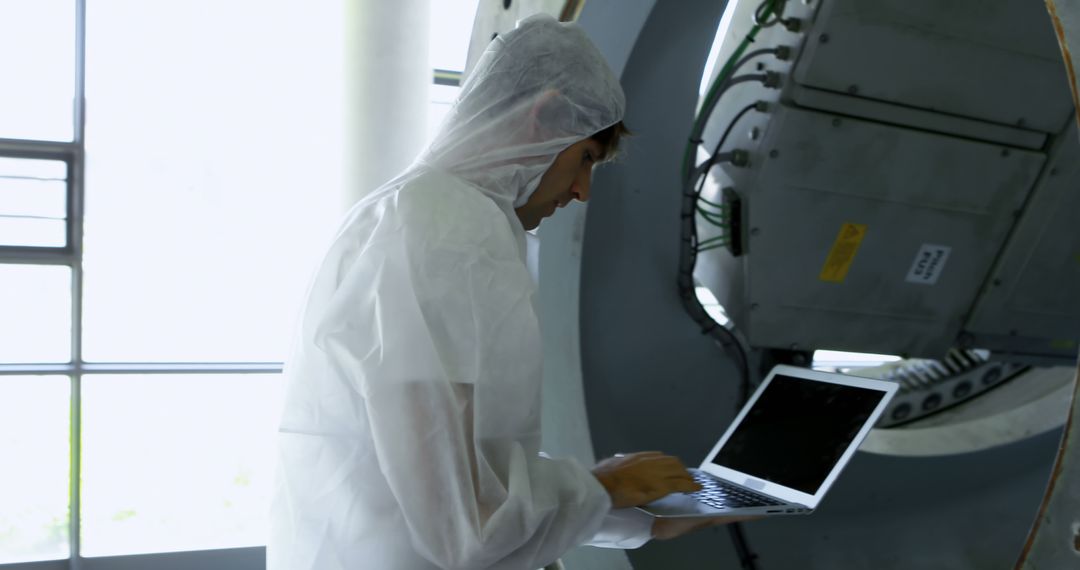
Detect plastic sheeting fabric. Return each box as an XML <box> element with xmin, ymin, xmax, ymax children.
<box><xmin>268</xmin><ymin>14</ymin><xmax>645</xmax><ymax>570</ymax></box>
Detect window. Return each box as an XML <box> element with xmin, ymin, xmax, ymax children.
<box><xmin>0</xmin><ymin>376</ymin><xmax>70</xmax><ymax>564</ymax></box>
<box><xmin>3</xmin><ymin>1</ymin><xmax>480</xmax><ymax>566</ymax></box>
<box><xmin>0</xmin><ymin>0</ymin><xmax>76</xmax><ymax>142</ymax></box>
<box><xmin>1</xmin><ymin>0</ymin><xmax>344</xmax><ymax>567</ymax></box>
<box><xmin>427</xmin><ymin>0</ymin><xmax>481</xmax><ymax>140</ymax></box>
<box><xmin>0</xmin><ymin>158</ymin><xmax>69</xmax><ymax>249</ymax></box>
<box><xmin>81</xmin><ymin>375</ymin><xmax>284</xmax><ymax>557</ymax></box>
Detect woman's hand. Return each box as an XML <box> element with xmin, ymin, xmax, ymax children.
<box><xmin>592</xmin><ymin>451</ymin><xmax>701</xmax><ymax>509</ymax></box>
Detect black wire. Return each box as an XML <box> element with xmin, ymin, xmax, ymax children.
<box><xmin>729</xmin><ymin>521</ymin><xmax>761</xmax><ymax>570</ymax></box>
<box><xmin>731</xmin><ymin>48</ymin><xmax>780</xmax><ymax>75</ymax></box>
<box><xmin>684</xmin><ymin>101</ymin><xmax>759</xmax><ymax>393</ymax></box>
<box><xmin>698</xmin><ymin>103</ymin><xmax>758</xmax><ymax>199</ymax></box>
<box><xmin>691</xmin><ymin>75</ymin><xmax>768</xmax><ymax>149</ymax></box>
<box><xmin>681</xmin><ymin>104</ymin><xmax>764</xmax><ymax>570</ymax></box>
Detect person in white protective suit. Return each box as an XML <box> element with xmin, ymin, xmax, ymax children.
<box><xmin>269</xmin><ymin>14</ymin><xmax>751</xmax><ymax>570</ymax></box>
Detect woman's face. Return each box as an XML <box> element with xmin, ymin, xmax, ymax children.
<box><xmin>514</xmin><ymin>137</ymin><xmax>605</xmax><ymax>231</ymax></box>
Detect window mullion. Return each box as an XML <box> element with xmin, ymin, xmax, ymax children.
<box><xmin>71</xmin><ymin>0</ymin><xmax>87</xmax><ymax>567</ymax></box>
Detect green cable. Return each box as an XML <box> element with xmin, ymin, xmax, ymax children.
<box><xmin>698</xmin><ymin>235</ymin><xmax>729</xmax><ymax>247</ymax></box>
<box><xmin>696</xmin><ymin>242</ymin><xmax>730</xmax><ymax>253</ymax></box>
<box><xmin>698</xmin><ymin>196</ymin><xmax>727</xmax><ymax>209</ymax></box>
<box><xmin>681</xmin><ymin>0</ymin><xmax>778</xmax><ymax>181</ymax></box>
<box><xmin>697</xmin><ymin>206</ymin><xmax>729</xmax><ymax>225</ymax></box>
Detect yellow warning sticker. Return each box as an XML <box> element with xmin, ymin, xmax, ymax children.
<box><xmin>819</xmin><ymin>223</ymin><xmax>868</xmax><ymax>283</ymax></box>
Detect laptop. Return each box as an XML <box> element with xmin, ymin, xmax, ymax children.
<box><xmin>637</xmin><ymin>364</ymin><xmax>898</xmax><ymax>518</ymax></box>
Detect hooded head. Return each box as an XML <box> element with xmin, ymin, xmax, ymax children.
<box><xmin>417</xmin><ymin>14</ymin><xmax>626</xmax><ymax>214</ymax></box>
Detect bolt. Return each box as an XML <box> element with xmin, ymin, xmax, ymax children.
<box><xmin>769</xmin><ymin>149</ymin><xmax>780</xmax><ymax>158</ymax></box>
<box><xmin>819</xmin><ymin>33</ymin><xmax>829</xmax><ymax>44</ymax></box>
<box><xmin>832</xmin><ymin>118</ymin><xmax>842</xmax><ymax>127</ymax></box>
<box><xmin>847</xmin><ymin>85</ymin><xmax>859</xmax><ymax>95</ymax></box>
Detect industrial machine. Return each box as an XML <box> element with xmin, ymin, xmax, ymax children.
<box><xmin>463</xmin><ymin>0</ymin><xmax>1080</xmax><ymax>567</ymax></box>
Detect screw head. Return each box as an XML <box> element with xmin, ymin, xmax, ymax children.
<box><xmin>769</xmin><ymin>149</ymin><xmax>779</xmax><ymax>158</ymax></box>
<box><xmin>1050</xmin><ymin>168</ymin><xmax>1060</xmax><ymax>176</ymax></box>
<box><xmin>750</xmin><ymin>227</ymin><xmax>760</xmax><ymax>236</ymax></box>
<box><xmin>847</xmin><ymin>85</ymin><xmax>859</xmax><ymax>94</ymax></box>
<box><xmin>819</xmin><ymin>33</ymin><xmax>829</xmax><ymax>43</ymax></box>
<box><xmin>1001</xmin><ymin>148</ymin><xmax>1011</xmax><ymax>157</ymax></box>
<box><xmin>750</xmin><ymin>303</ymin><xmax>760</xmax><ymax>311</ymax></box>
<box><xmin>993</xmin><ymin>279</ymin><xmax>1002</xmax><ymax>286</ymax></box>
<box><xmin>831</xmin><ymin>118</ymin><xmax>841</xmax><ymax>127</ymax></box>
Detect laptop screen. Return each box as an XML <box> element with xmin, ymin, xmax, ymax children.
<box><xmin>710</xmin><ymin>373</ymin><xmax>886</xmax><ymax>495</ymax></box>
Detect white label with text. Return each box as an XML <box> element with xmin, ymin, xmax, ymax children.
<box><xmin>906</xmin><ymin>244</ymin><xmax>951</xmax><ymax>285</ymax></box>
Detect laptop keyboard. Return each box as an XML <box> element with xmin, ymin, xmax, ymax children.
<box><xmin>689</xmin><ymin>471</ymin><xmax>785</xmax><ymax>510</ymax></box>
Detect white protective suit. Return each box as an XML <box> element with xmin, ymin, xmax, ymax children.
<box><xmin>269</xmin><ymin>14</ymin><xmax>654</xmax><ymax>570</ymax></box>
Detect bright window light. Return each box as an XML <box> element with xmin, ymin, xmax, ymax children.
<box><xmin>0</xmin><ymin>157</ymin><xmax>68</xmax><ymax>248</ymax></box>
<box><xmin>82</xmin><ymin>0</ymin><xmax>344</xmax><ymax>362</ymax></box>
<box><xmin>81</xmin><ymin>375</ymin><xmax>284</xmax><ymax>557</ymax></box>
<box><xmin>694</xmin><ymin>285</ymin><xmax>731</xmax><ymax>326</ymax></box>
<box><xmin>813</xmin><ymin>349</ymin><xmax>903</xmax><ymax>369</ymax></box>
<box><xmin>0</xmin><ymin>0</ymin><xmax>75</xmax><ymax>142</ymax></box>
<box><xmin>0</xmin><ymin>376</ymin><xmax>70</xmax><ymax>564</ymax></box>
<box><xmin>426</xmin><ymin>1</ymin><xmax>480</xmax><ymax>141</ymax></box>
<box><xmin>429</xmin><ymin>0</ymin><xmax>481</xmax><ymax>72</ymax></box>
<box><xmin>0</xmin><ymin>265</ymin><xmax>71</xmax><ymax>363</ymax></box>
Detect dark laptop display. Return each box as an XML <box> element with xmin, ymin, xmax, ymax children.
<box><xmin>710</xmin><ymin>374</ymin><xmax>886</xmax><ymax>494</ymax></box>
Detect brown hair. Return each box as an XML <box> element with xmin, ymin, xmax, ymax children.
<box><xmin>591</xmin><ymin>121</ymin><xmax>631</xmax><ymax>161</ymax></box>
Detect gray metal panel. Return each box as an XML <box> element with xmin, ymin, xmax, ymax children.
<box><xmin>738</xmin><ymin>106</ymin><xmax>1045</xmax><ymax>358</ymax></box>
<box><xmin>967</xmin><ymin>120</ymin><xmax>1080</xmax><ymax>355</ymax></box>
<box><xmin>793</xmin><ymin>0</ymin><xmax>1074</xmax><ymax>133</ymax></box>
<box><xmin>790</xmin><ymin>85</ymin><xmax>1048</xmax><ymax>150</ymax></box>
